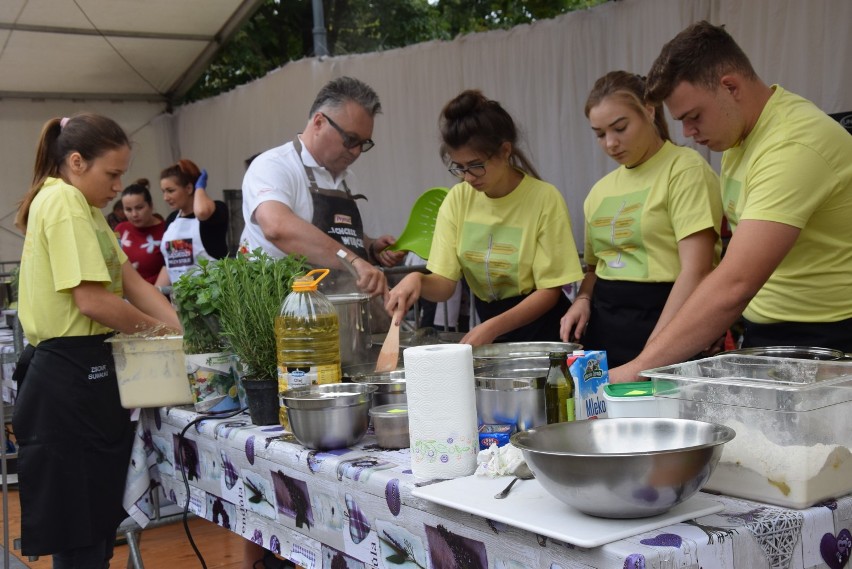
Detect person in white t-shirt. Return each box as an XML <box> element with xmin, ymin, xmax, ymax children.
<box><xmin>240</xmin><ymin>76</ymin><xmax>404</xmax><ymax>297</ymax></box>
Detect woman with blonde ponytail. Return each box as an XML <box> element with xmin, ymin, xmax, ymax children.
<box><xmin>13</xmin><ymin>113</ymin><xmax>180</xmax><ymax>567</ymax></box>
<box><xmin>559</xmin><ymin>71</ymin><xmax>723</xmax><ymax>368</ymax></box>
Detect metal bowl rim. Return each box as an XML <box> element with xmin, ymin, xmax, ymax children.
<box><xmin>472</xmin><ymin>341</ymin><xmax>583</xmax><ymax>359</ymax></box>
<box><xmin>280</xmin><ymin>384</ymin><xmax>377</xmax><ymax>408</ymax></box>
<box><xmin>510</xmin><ymin>417</ymin><xmax>736</xmax><ymax>458</ymax></box>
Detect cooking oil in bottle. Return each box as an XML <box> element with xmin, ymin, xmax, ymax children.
<box><xmin>544</xmin><ymin>350</ymin><xmax>575</xmax><ymax>424</ymax></box>
<box><xmin>276</xmin><ymin>269</ymin><xmax>341</xmax><ymax>426</ymax></box>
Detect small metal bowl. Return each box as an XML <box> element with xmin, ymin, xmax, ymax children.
<box><xmin>511</xmin><ymin>418</ymin><xmax>735</xmax><ymax>518</ymax></box>
<box><xmin>343</xmin><ymin>363</ymin><xmax>406</xmax><ymax>407</ymax></box>
<box><xmin>280</xmin><ymin>384</ymin><xmax>377</xmax><ymax>450</ymax></box>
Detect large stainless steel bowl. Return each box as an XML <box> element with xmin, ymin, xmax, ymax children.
<box><xmin>280</xmin><ymin>384</ymin><xmax>377</xmax><ymax>450</ymax></box>
<box><xmin>511</xmin><ymin>418</ymin><xmax>735</xmax><ymax>518</ymax></box>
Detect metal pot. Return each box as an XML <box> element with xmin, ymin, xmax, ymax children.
<box><xmin>472</xmin><ymin>341</ymin><xmax>582</xmax><ymax>365</ymax></box>
<box><xmin>370</xmin><ymin>327</ymin><xmax>466</xmax><ymax>348</ymax></box>
<box><xmin>474</xmin><ymin>357</ymin><xmax>549</xmax><ymax>432</ymax></box>
<box><xmin>328</xmin><ymin>293</ymin><xmax>372</xmax><ymax>368</ymax></box>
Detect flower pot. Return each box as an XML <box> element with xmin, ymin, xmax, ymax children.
<box><xmin>242</xmin><ymin>377</ymin><xmax>280</xmax><ymax>426</ymax></box>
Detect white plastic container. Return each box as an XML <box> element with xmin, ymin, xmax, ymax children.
<box><xmin>108</xmin><ymin>334</ymin><xmax>193</xmax><ymax>408</ymax></box>
<box><xmin>602</xmin><ymin>382</ymin><xmax>659</xmax><ymax>418</ymax></box>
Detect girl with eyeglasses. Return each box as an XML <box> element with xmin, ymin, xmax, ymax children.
<box><xmin>385</xmin><ymin>90</ymin><xmax>583</xmax><ymax>345</ymax></box>
<box><xmin>559</xmin><ymin>71</ymin><xmax>722</xmax><ymax>367</ymax></box>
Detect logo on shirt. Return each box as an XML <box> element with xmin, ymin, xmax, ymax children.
<box><xmin>334</xmin><ymin>214</ymin><xmax>352</xmax><ymax>225</ymax></box>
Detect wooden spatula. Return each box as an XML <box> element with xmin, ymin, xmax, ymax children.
<box><xmin>375</xmin><ymin>309</ymin><xmax>403</xmax><ymax>372</ymax></box>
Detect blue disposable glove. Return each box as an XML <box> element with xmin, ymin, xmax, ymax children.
<box><xmin>195</xmin><ymin>169</ymin><xmax>208</xmax><ymax>190</ymax></box>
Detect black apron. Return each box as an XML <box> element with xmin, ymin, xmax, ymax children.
<box><xmin>12</xmin><ymin>333</ymin><xmax>133</xmax><ymax>556</ymax></box>
<box><xmin>742</xmin><ymin>316</ymin><xmax>852</xmax><ymax>352</ymax></box>
<box><xmin>294</xmin><ymin>137</ymin><xmax>369</xmax><ymax>261</ymax></box>
<box><xmin>582</xmin><ymin>279</ymin><xmax>674</xmax><ymax>367</ymax></box>
<box><xmin>474</xmin><ymin>290</ymin><xmax>570</xmax><ymax>343</ymax></box>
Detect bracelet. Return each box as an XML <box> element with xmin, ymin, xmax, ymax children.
<box><xmin>336</xmin><ymin>248</ymin><xmax>357</xmax><ymax>265</ymax></box>
<box><xmin>574</xmin><ymin>295</ymin><xmax>592</xmax><ymax>302</ymax></box>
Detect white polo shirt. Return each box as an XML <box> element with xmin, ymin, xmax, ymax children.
<box><xmin>240</xmin><ymin>137</ymin><xmax>356</xmax><ymax>257</ymax></box>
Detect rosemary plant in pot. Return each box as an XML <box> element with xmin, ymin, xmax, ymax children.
<box><xmin>172</xmin><ymin>259</ymin><xmax>241</xmax><ymax>412</ymax></box>
<box><xmin>214</xmin><ymin>249</ymin><xmax>307</xmax><ymax>425</ymax></box>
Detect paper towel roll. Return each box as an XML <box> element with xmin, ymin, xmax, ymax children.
<box><xmin>404</xmin><ymin>343</ymin><xmax>478</xmax><ymax>480</ymax></box>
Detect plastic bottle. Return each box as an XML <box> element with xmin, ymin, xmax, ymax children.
<box><xmin>544</xmin><ymin>350</ymin><xmax>576</xmax><ymax>424</ymax></box>
<box><xmin>275</xmin><ymin>269</ymin><xmax>341</xmax><ymax>423</ymax></box>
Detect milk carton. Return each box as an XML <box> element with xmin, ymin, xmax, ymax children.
<box><xmin>567</xmin><ymin>350</ymin><xmax>609</xmax><ymax>420</ymax></box>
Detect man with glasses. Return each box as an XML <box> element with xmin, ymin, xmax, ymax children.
<box><xmin>240</xmin><ymin>76</ymin><xmax>404</xmax><ymax>297</ymax></box>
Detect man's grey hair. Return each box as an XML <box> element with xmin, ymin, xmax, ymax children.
<box><xmin>308</xmin><ymin>76</ymin><xmax>382</xmax><ymax>118</ymax></box>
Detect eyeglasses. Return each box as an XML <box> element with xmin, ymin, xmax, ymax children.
<box><xmin>448</xmin><ymin>162</ymin><xmax>487</xmax><ymax>179</ymax></box>
<box><xmin>321</xmin><ymin>112</ymin><xmax>375</xmax><ymax>153</ymax></box>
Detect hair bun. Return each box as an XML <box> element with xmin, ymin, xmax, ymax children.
<box><xmin>134</xmin><ymin>178</ymin><xmax>150</xmax><ymax>189</ymax></box>
<box><xmin>442</xmin><ymin>89</ymin><xmax>487</xmax><ymax>122</ymax></box>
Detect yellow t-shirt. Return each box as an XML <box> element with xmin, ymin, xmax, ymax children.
<box><xmin>19</xmin><ymin>177</ymin><xmax>127</xmax><ymax>346</ymax></box>
<box><xmin>584</xmin><ymin>141</ymin><xmax>722</xmax><ymax>281</ymax></box>
<box><xmin>722</xmin><ymin>86</ymin><xmax>852</xmax><ymax>323</ymax></box>
<box><xmin>427</xmin><ymin>174</ymin><xmax>583</xmax><ymax>302</ymax></box>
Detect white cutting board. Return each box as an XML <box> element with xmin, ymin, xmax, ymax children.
<box><xmin>412</xmin><ymin>475</ymin><xmax>723</xmax><ymax>548</ymax></box>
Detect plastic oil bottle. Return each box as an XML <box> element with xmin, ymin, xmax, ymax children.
<box><xmin>275</xmin><ymin>268</ymin><xmax>341</xmax><ymax>425</ymax></box>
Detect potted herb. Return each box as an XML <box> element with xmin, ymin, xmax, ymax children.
<box><xmin>172</xmin><ymin>258</ymin><xmax>225</xmax><ymax>354</ymax></box>
<box><xmin>172</xmin><ymin>259</ymin><xmax>239</xmax><ymax>411</ymax></box>
<box><xmin>214</xmin><ymin>249</ymin><xmax>308</xmax><ymax>424</ymax></box>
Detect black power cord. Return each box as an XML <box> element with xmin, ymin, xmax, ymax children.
<box><xmin>175</xmin><ymin>406</ymin><xmax>248</xmax><ymax>569</ymax></box>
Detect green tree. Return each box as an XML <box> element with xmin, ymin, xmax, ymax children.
<box><xmin>183</xmin><ymin>0</ymin><xmax>607</xmax><ymax>102</ymax></box>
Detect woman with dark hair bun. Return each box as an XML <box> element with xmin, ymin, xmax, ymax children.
<box><xmin>114</xmin><ymin>178</ymin><xmax>166</xmax><ymax>284</ymax></box>
<box><xmin>13</xmin><ymin>113</ymin><xmax>180</xmax><ymax>566</ymax></box>
<box><xmin>385</xmin><ymin>90</ymin><xmax>583</xmax><ymax>345</ymax></box>
<box><xmin>156</xmin><ymin>158</ymin><xmax>229</xmax><ymax>287</ymax></box>
<box><xmin>559</xmin><ymin>71</ymin><xmax>722</xmax><ymax>367</ymax></box>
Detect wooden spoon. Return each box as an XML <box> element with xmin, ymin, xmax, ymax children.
<box><xmin>375</xmin><ymin>308</ymin><xmax>403</xmax><ymax>372</ymax></box>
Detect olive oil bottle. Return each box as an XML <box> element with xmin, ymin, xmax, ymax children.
<box><xmin>544</xmin><ymin>350</ymin><xmax>575</xmax><ymax>424</ymax></box>
<box><xmin>276</xmin><ymin>269</ymin><xmax>341</xmax><ymax>426</ymax></box>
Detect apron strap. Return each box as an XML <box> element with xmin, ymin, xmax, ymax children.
<box><xmin>293</xmin><ymin>136</ymin><xmax>366</xmax><ymax>200</ymax></box>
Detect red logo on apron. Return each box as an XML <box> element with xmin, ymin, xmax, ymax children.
<box><xmin>165</xmin><ymin>239</ymin><xmax>194</xmax><ymax>268</ymax></box>
<box><xmin>334</xmin><ymin>214</ymin><xmax>352</xmax><ymax>225</ymax></box>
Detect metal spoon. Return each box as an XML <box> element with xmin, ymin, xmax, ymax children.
<box><xmin>494</xmin><ymin>463</ymin><xmax>534</xmax><ymax>499</ymax></box>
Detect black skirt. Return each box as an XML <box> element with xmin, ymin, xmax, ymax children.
<box><xmin>581</xmin><ymin>279</ymin><xmax>674</xmax><ymax>367</ymax></box>
<box><xmin>742</xmin><ymin>316</ymin><xmax>852</xmax><ymax>352</ymax></box>
<box><xmin>13</xmin><ymin>333</ymin><xmax>134</xmax><ymax>556</ymax></box>
<box><xmin>474</xmin><ymin>290</ymin><xmax>570</xmax><ymax>343</ymax></box>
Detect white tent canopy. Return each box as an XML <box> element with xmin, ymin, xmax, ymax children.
<box><xmin>0</xmin><ymin>0</ymin><xmax>263</xmax><ymax>102</ymax></box>
<box><xmin>1</xmin><ymin>0</ymin><xmax>850</xmax><ymax>263</ymax></box>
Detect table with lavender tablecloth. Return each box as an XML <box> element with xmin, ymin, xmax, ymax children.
<box><xmin>124</xmin><ymin>407</ymin><xmax>852</xmax><ymax>569</ymax></box>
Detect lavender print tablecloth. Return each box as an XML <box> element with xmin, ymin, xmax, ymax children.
<box><xmin>124</xmin><ymin>407</ymin><xmax>852</xmax><ymax>569</ymax></box>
